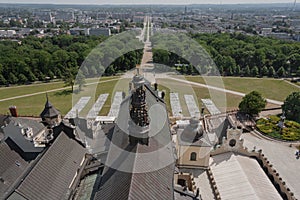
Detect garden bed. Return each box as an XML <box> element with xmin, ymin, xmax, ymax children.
<box><xmin>256</xmin><ymin>115</ymin><xmax>300</xmax><ymax>141</ymax></box>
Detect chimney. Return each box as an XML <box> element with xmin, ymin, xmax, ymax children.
<box><xmin>9</xmin><ymin>106</ymin><xmax>18</xmax><ymax>117</ymax></box>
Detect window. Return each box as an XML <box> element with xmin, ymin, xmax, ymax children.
<box><xmin>229</xmin><ymin>139</ymin><xmax>236</xmax><ymax>147</ymax></box>
<box><xmin>190</xmin><ymin>152</ymin><xmax>197</xmax><ymax>161</ymax></box>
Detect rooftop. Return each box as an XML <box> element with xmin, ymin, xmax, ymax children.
<box><xmin>95</xmin><ymin>77</ymin><xmax>176</xmax><ymax>200</ymax></box>
<box><xmin>210</xmin><ymin>152</ymin><xmax>282</xmax><ymax>200</ymax></box>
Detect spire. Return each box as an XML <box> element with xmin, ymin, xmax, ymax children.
<box><xmin>45</xmin><ymin>93</ymin><xmax>52</xmax><ymax>108</ymax></box>
<box><xmin>130</xmin><ymin>85</ymin><xmax>149</xmax><ymax>127</ymax></box>
<box><xmin>40</xmin><ymin>94</ymin><xmax>60</xmax><ymax>119</ymax></box>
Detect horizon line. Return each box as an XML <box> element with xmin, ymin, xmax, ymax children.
<box><xmin>0</xmin><ymin>2</ymin><xmax>296</xmax><ymax>6</ymax></box>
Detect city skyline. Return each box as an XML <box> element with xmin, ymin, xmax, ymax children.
<box><xmin>0</xmin><ymin>0</ymin><xmax>296</xmax><ymax>5</ymax></box>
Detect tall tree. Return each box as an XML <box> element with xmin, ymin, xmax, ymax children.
<box><xmin>282</xmin><ymin>92</ymin><xmax>300</xmax><ymax>123</ymax></box>
<box><xmin>268</xmin><ymin>66</ymin><xmax>275</xmax><ymax>77</ymax></box>
<box><xmin>277</xmin><ymin>67</ymin><xmax>286</xmax><ymax>77</ymax></box>
<box><xmin>63</xmin><ymin>68</ymin><xmax>76</xmax><ymax>92</ymax></box>
<box><xmin>239</xmin><ymin>91</ymin><xmax>267</xmax><ymax>116</ymax></box>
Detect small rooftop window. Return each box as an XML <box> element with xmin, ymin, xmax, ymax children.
<box><xmin>15</xmin><ymin>160</ymin><xmax>21</xmax><ymax>167</ymax></box>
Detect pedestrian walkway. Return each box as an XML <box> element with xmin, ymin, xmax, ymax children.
<box><xmin>65</xmin><ymin>96</ymin><xmax>91</xmax><ymax>119</ymax></box>
<box><xmin>201</xmin><ymin>99</ymin><xmax>221</xmax><ymax>115</ymax></box>
<box><xmin>108</xmin><ymin>92</ymin><xmax>123</xmax><ymax>117</ymax></box>
<box><xmin>86</xmin><ymin>94</ymin><xmax>109</xmax><ymax>119</ymax></box>
<box><xmin>184</xmin><ymin>95</ymin><xmax>200</xmax><ymax>118</ymax></box>
<box><xmin>170</xmin><ymin>93</ymin><xmax>183</xmax><ymax>118</ymax></box>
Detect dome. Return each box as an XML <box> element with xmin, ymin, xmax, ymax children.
<box><xmin>180</xmin><ymin>117</ymin><xmax>203</xmax><ymax>143</ymax></box>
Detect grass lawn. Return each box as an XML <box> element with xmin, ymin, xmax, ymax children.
<box><xmin>186</xmin><ymin>76</ymin><xmax>299</xmax><ymax>102</ymax></box>
<box><xmin>157</xmin><ymin>84</ymin><xmax>171</xmax><ymax>116</ymax></box>
<box><xmin>0</xmin><ymin>76</ymin><xmax>120</xmax><ymax>101</ymax></box>
<box><xmin>158</xmin><ymin>77</ymin><xmax>279</xmax><ymax>116</ymax></box>
<box><xmin>157</xmin><ymin>78</ymin><xmax>241</xmax><ymax>115</ymax></box>
<box><xmin>0</xmin><ymin>82</ymin><xmax>65</xmax><ymax>100</ymax></box>
<box><xmin>0</xmin><ymin>77</ymin><xmax>121</xmax><ymax>117</ymax></box>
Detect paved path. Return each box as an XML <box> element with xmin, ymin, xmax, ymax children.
<box><xmin>0</xmin><ymin>78</ymin><xmax>120</xmax><ymax>102</ymax></box>
<box><xmin>167</xmin><ymin>76</ymin><xmax>284</xmax><ymax>105</ymax></box>
<box><xmin>284</xmin><ymin>79</ymin><xmax>300</xmax><ymax>89</ymax></box>
<box><xmin>242</xmin><ymin>132</ymin><xmax>300</xmax><ymax>200</ymax></box>
<box><xmin>123</xmin><ymin>16</ymin><xmax>156</xmax><ymax>84</ymax></box>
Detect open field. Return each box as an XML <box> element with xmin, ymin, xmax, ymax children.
<box><xmin>158</xmin><ymin>78</ymin><xmax>279</xmax><ymax>115</ymax></box>
<box><xmin>186</xmin><ymin>76</ymin><xmax>300</xmax><ymax>102</ymax></box>
<box><xmin>0</xmin><ymin>75</ymin><xmax>285</xmax><ymax>117</ymax></box>
<box><xmin>0</xmin><ymin>76</ymin><xmax>119</xmax><ymax>101</ymax></box>
<box><xmin>0</xmin><ymin>77</ymin><xmax>121</xmax><ymax>116</ymax></box>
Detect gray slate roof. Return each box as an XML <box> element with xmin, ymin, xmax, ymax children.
<box><xmin>40</xmin><ymin>100</ymin><xmax>60</xmax><ymax>119</ymax></box>
<box><xmin>3</xmin><ymin>118</ymin><xmax>45</xmax><ymax>153</ymax></box>
<box><xmin>13</xmin><ymin>132</ymin><xmax>86</xmax><ymax>200</ymax></box>
<box><xmin>177</xmin><ymin>129</ymin><xmax>212</xmax><ymax>147</ymax></box>
<box><xmin>94</xmin><ymin>83</ymin><xmax>175</xmax><ymax>200</ymax></box>
<box><xmin>0</xmin><ymin>141</ymin><xmax>29</xmax><ymax>199</ymax></box>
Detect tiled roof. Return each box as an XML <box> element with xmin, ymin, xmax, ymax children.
<box><xmin>0</xmin><ymin>141</ymin><xmax>28</xmax><ymax>199</ymax></box>
<box><xmin>14</xmin><ymin>132</ymin><xmax>86</xmax><ymax>200</ymax></box>
<box><xmin>94</xmin><ymin>82</ymin><xmax>175</xmax><ymax>200</ymax></box>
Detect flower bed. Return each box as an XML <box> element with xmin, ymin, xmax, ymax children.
<box><xmin>256</xmin><ymin>115</ymin><xmax>300</xmax><ymax>141</ymax></box>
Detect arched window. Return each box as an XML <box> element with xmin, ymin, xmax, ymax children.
<box><xmin>229</xmin><ymin>139</ymin><xmax>236</xmax><ymax>147</ymax></box>
<box><xmin>190</xmin><ymin>152</ymin><xmax>197</xmax><ymax>161</ymax></box>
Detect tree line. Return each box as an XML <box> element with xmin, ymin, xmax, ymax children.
<box><xmin>0</xmin><ymin>32</ymin><xmax>143</xmax><ymax>86</ymax></box>
<box><xmin>152</xmin><ymin>32</ymin><xmax>300</xmax><ymax>77</ymax></box>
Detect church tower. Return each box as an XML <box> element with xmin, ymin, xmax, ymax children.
<box><xmin>128</xmin><ymin>75</ymin><xmax>150</xmax><ymax>145</ymax></box>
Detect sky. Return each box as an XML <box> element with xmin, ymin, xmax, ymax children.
<box><xmin>0</xmin><ymin>0</ymin><xmax>295</xmax><ymax>5</ymax></box>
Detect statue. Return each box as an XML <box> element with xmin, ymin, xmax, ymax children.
<box><xmin>278</xmin><ymin>111</ymin><xmax>286</xmax><ymax>129</ymax></box>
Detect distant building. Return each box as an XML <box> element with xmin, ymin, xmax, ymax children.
<box><xmin>55</xmin><ymin>11</ymin><xmax>75</xmax><ymax>22</ymax></box>
<box><xmin>33</xmin><ymin>11</ymin><xmax>53</xmax><ymax>22</ymax></box>
<box><xmin>133</xmin><ymin>16</ymin><xmax>144</xmax><ymax>23</ymax></box>
<box><xmin>0</xmin><ymin>30</ymin><xmax>16</xmax><ymax>37</ymax></box>
<box><xmin>88</xmin><ymin>28</ymin><xmax>111</xmax><ymax>36</ymax></box>
<box><xmin>69</xmin><ymin>27</ymin><xmax>89</xmax><ymax>36</ymax></box>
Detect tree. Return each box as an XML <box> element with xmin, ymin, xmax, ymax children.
<box><xmin>63</xmin><ymin>68</ymin><xmax>76</xmax><ymax>92</ymax></box>
<box><xmin>75</xmin><ymin>70</ymin><xmax>86</xmax><ymax>91</ymax></box>
<box><xmin>251</xmin><ymin>66</ymin><xmax>259</xmax><ymax>77</ymax></box>
<box><xmin>277</xmin><ymin>67</ymin><xmax>286</xmax><ymax>77</ymax></box>
<box><xmin>268</xmin><ymin>66</ymin><xmax>275</xmax><ymax>77</ymax></box>
<box><xmin>244</xmin><ymin>65</ymin><xmax>250</xmax><ymax>76</ymax></box>
<box><xmin>235</xmin><ymin>65</ymin><xmax>241</xmax><ymax>76</ymax></box>
<box><xmin>261</xmin><ymin>66</ymin><xmax>268</xmax><ymax>76</ymax></box>
<box><xmin>239</xmin><ymin>91</ymin><xmax>267</xmax><ymax>116</ymax></box>
<box><xmin>8</xmin><ymin>72</ymin><xmax>18</xmax><ymax>84</ymax></box>
<box><xmin>296</xmin><ymin>66</ymin><xmax>300</xmax><ymax>77</ymax></box>
<box><xmin>0</xmin><ymin>74</ymin><xmax>7</xmax><ymax>85</ymax></box>
<box><xmin>18</xmin><ymin>74</ymin><xmax>28</xmax><ymax>84</ymax></box>
<box><xmin>282</xmin><ymin>92</ymin><xmax>300</xmax><ymax>123</ymax></box>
